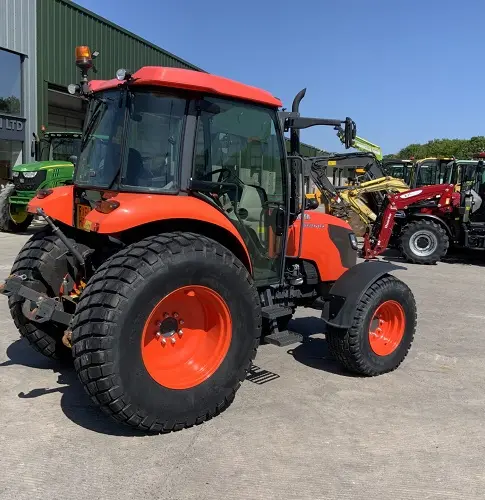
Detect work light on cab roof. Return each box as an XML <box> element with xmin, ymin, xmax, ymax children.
<box><xmin>68</xmin><ymin>45</ymin><xmax>99</xmax><ymax>95</ymax></box>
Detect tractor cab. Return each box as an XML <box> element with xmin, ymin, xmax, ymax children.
<box><xmin>381</xmin><ymin>159</ymin><xmax>413</xmax><ymax>184</ymax></box>
<box><xmin>408</xmin><ymin>157</ymin><xmax>454</xmax><ymax>188</ymax></box>
<box><xmin>32</xmin><ymin>131</ymin><xmax>82</xmax><ymax>163</ymax></box>
<box><xmin>455</xmin><ymin>160</ymin><xmax>485</xmax><ymax>223</ymax></box>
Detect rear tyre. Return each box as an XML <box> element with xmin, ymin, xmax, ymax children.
<box><xmin>8</xmin><ymin>229</ymin><xmax>88</xmax><ymax>360</ymax></box>
<box><xmin>399</xmin><ymin>219</ymin><xmax>448</xmax><ymax>264</ymax></box>
<box><xmin>0</xmin><ymin>183</ymin><xmax>33</xmax><ymax>233</ymax></box>
<box><xmin>326</xmin><ymin>275</ymin><xmax>416</xmax><ymax>376</ymax></box>
<box><xmin>70</xmin><ymin>232</ymin><xmax>261</xmax><ymax>433</ymax></box>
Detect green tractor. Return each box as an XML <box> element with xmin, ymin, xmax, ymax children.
<box><xmin>0</xmin><ymin>131</ymin><xmax>81</xmax><ymax>232</ymax></box>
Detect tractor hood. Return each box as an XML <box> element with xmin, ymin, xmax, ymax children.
<box><xmin>12</xmin><ymin>160</ymin><xmax>73</xmax><ymax>172</ymax></box>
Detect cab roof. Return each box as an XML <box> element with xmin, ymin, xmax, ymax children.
<box><xmin>88</xmin><ymin>67</ymin><xmax>282</xmax><ymax>108</ymax></box>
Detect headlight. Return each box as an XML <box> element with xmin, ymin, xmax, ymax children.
<box><xmin>349</xmin><ymin>232</ymin><xmax>358</xmax><ymax>250</ymax></box>
<box><xmin>22</xmin><ymin>171</ymin><xmax>37</xmax><ymax>178</ymax></box>
<box><xmin>12</xmin><ymin>171</ymin><xmax>19</xmax><ymax>177</ymax></box>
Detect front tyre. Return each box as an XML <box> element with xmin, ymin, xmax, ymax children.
<box><xmin>399</xmin><ymin>219</ymin><xmax>449</xmax><ymax>264</ymax></box>
<box><xmin>326</xmin><ymin>275</ymin><xmax>416</xmax><ymax>376</ymax></box>
<box><xmin>8</xmin><ymin>229</ymin><xmax>88</xmax><ymax>360</ymax></box>
<box><xmin>71</xmin><ymin>232</ymin><xmax>261</xmax><ymax>433</ymax></box>
<box><xmin>0</xmin><ymin>183</ymin><xmax>33</xmax><ymax>233</ymax></box>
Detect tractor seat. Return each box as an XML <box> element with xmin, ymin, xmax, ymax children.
<box><xmin>237</xmin><ymin>184</ymin><xmax>267</xmax><ymax>244</ymax></box>
<box><xmin>124</xmin><ymin>148</ymin><xmax>152</xmax><ymax>187</ymax></box>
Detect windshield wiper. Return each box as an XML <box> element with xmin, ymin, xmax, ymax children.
<box><xmin>81</xmin><ymin>98</ymin><xmax>107</xmax><ymax>150</ymax></box>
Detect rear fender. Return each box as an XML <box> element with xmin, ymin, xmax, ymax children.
<box><xmin>27</xmin><ymin>185</ymin><xmax>74</xmax><ymax>226</ymax></box>
<box><xmin>28</xmin><ymin>188</ymin><xmax>252</xmax><ymax>272</ymax></box>
<box><xmin>321</xmin><ymin>260</ymin><xmax>405</xmax><ymax>330</ymax></box>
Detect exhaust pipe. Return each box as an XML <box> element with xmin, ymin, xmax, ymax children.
<box><xmin>292</xmin><ymin>88</ymin><xmax>306</xmax><ymax>113</ymax></box>
<box><xmin>290</xmin><ymin>88</ymin><xmax>306</xmax><ymax>155</ymax></box>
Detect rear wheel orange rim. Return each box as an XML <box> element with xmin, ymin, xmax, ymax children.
<box><xmin>141</xmin><ymin>285</ymin><xmax>232</xmax><ymax>390</ymax></box>
<box><xmin>368</xmin><ymin>300</ymin><xmax>405</xmax><ymax>356</ymax></box>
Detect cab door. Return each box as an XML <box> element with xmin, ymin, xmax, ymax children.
<box><xmin>193</xmin><ymin>97</ymin><xmax>288</xmax><ymax>285</ymax></box>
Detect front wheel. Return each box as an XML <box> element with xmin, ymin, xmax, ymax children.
<box><xmin>326</xmin><ymin>275</ymin><xmax>416</xmax><ymax>376</ymax></box>
<box><xmin>70</xmin><ymin>232</ymin><xmax>261</xmax><ymax>433</ymax></box>
<box><xmin>8</xmin><ymin>229</ymin><xmax>89</xmax><ymax>360</ymax></box>
<box><xmin>0</xmin><ymin>183</ymin><xmax>34</xmax><ymax>232</ymax></box>
<box><xmin>399</xmin><ymin>219</ymin><xmax>449</xmax><ymax>264</ymax></box>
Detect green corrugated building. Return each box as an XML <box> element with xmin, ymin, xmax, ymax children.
<box><xmin>0</xmin><ymin>0</ymin><xmax>324</xmax><ymax>179</ymax></box>
<box><xmin>37</xmin><ymin>0</ymin><xmax>203</xmax><ymax>132</ymax></box>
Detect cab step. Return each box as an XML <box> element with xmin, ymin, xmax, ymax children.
<box><xmin>261</xmin><ymin>305</ymin><xmax>293</xmax><ymax>319</ymax></box>
<box><xmin>263</xmin><ymin>329</ymin><xmax>303</xmax><ymax>347</ymax></box>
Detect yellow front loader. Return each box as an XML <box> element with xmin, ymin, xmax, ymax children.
<box><xmin>307</xmin><ymin>153</ymin><xmax>410</xmax><ymax>235</ymax></box>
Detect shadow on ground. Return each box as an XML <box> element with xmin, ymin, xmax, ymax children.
<box><xmin>375</xmin><ymin>247</ymin><xmax>485</xmax><ymax>267</ymax></box>
<box><xmin>1</xmin><ymin>316</ymin><xmax>354</xmax><ymax>435</ymax></box>
<box><xmin>1</xmin><ymin>339</ymin><xmax>146</xmax><ymax>437</ymax></box>
<box><xmin>286</xmin><ymin>316</ymin><xmax>355</xmax><ymax>377</ymax></box>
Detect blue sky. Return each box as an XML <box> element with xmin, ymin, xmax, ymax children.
<box><xmin>76</xmin><ymin>0</ymin><xmax>483</xmax><ymax>155</ymax></box>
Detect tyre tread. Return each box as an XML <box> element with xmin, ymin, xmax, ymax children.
<box><xmin>326</xmin><ymin>275</ymin><xmax>417</xmax><ymax>376</ymax></box>
<box><xmin>399</xmin><ymin>219</ymin><xmax>449</xmax><ymax>264</ymax></box>
<box><xmin>71</xmin><ymin>232</ymin><xmax>260</xmax><ymax>433</ymax></box>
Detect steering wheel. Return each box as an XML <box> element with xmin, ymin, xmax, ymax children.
<box><xmin>202</xmin><ymin>167</ymin><xmax>236</xmax><ymax>184</ymax></box>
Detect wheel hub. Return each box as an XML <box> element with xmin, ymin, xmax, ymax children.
<box><xmin>141</xmin><ymin>286</ymin><xmax>232</xmax><ymax>389</ymax></box>
<box><xmin>156</xmin><ymin>314</ymin><xmax>183</xmax><ymax>345</ymax></box>
<box><xmin>409</xmin><ymin>230</ymin><xmax>438</xmax><ymax>257</ymax></box>
<box><xmin>159</xmin><ymin>316</ymin><xmax>179</xmax><ymax>337</ymax></box>
<box><xmin>368</xmin><ymin>300</ymin><xmax>406</xmax><ymax>356</ymax></box>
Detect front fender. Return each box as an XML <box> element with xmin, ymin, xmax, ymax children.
<box><xmin>321</xmin><ymin>260</ymin><xmax>405</xmax><ymax>330</ymax></box>
<box><xmin>410</xmin><ymin>213</ymin><xmax>452</xmax><ymax>238</ymax></box>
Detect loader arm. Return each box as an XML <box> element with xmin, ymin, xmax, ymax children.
<box><xmin>363</xmin><ymin>184</ymin><xmax>455</xmax><ymax>259</ymax></box>
<box><xmin>307</xmin><ymin>158</ymin><xmax>354</xmax><ymax>219</ymax></box>
<box><xmin>336</xmin><ymin>128</ymin><xmax>383</xmax><ymax>160</ymax></box>
<box><xmin>338</xmin><ymin>177</ymin><xmax>412</xmax><ymax>224</ymax></box>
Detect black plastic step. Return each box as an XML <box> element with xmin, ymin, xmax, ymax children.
<box><xmin>261</xmin><ymin>305</ymin><xmax>293</xmax><ymax>320</ymax></box>
<box><xmin>263</xmin><ymin>329</ymin><xmax>303</xmax><ymax>347</ymax></box>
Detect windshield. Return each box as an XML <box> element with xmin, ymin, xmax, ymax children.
<box><xmin>49</xmin><ymin>137</ymin><xmax>82</xmax><ymax>162</ymax></box>
<box><xmin>39</xmin><ymin>136</ymin><xmax>82</xmax><ymax>162</ymax></box>
<box><xmin>75</xmin><ymin>89</ymin><xmax>186</xmax><ymax>190</ymax></box>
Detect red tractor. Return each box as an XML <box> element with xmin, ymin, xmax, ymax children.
<box><xmin>0</xmin><ymin>46</ymin><xmax>417</xmax><ymax>433</ymax></box>
<box><xmin>363</xmin><ymin>158</ymin><xmax>485</xmax><ymax>264</ymax></box>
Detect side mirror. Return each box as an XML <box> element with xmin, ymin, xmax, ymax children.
<box><xmin>344</xmin><ymin>117</ymin><xmax>357</xmax><ymax>149</ymax></box>
<box><xmin>31</xmin><ymin>133</ymin><xmax>39</xmax><ymax>160</ymax></box>
<box><xmin>305</xmin><ymin>197</ymin><xmax>319</xmax><ymax>210</ymax></box>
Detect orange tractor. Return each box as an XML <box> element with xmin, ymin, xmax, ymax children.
<box><xmin>0</xmin><ymin>47</ymin><xmax>417</xmax><ymax>433</ymax></box>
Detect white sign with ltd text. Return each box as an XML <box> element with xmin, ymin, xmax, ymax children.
<box><xmin>0</xmin><ymin>114</ymin><xmax>26</xmax><ymax>142</ymax></box>
<box><xmin>0</xmin><ymin>117</ymin><xmax>24</xmax><ymax>131</ymax></box>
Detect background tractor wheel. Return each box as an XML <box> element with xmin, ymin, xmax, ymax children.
<box><xmin>0</xmin><ymin>183</ymin><xmax>33</xmax><ymax>233</ymax></box>
<box><xmin>8</xmin><ymin>229</ymin><xmax>89</xmax><ymax>360</ymax></box>
<box><xmin>399</xmin><ymin>219</ymin><xmax>449</xmax><ymax>264</ymax></box>
<box><xmin>70</xmin><ymin>232</ymin><xmax>261</xmax><ymax>433</ymax></box>
<box><xmin>326</xmin><ymin>275</ymin><xmax>416</xmax><ymax>376</ymax></box>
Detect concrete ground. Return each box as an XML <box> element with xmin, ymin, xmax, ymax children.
<box><xmin>1</xmin><ymin>228</ymin><xmax>485</xmax><ymax>500</ymax></box>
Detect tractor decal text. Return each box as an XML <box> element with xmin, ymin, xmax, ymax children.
<box><xmin>399</xmin><ymin>190</ymin><xmax>423</xmax><ymax>199</ymax></box>
<box><xmin>297</xmin><ymin>213</ymin><xmax>311</xmax><ymax>220</ymax></box>
<box><xmin>384</xmin><ymin>213</ymin><xmax>393</xmax><ymax>229</ymax></box>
